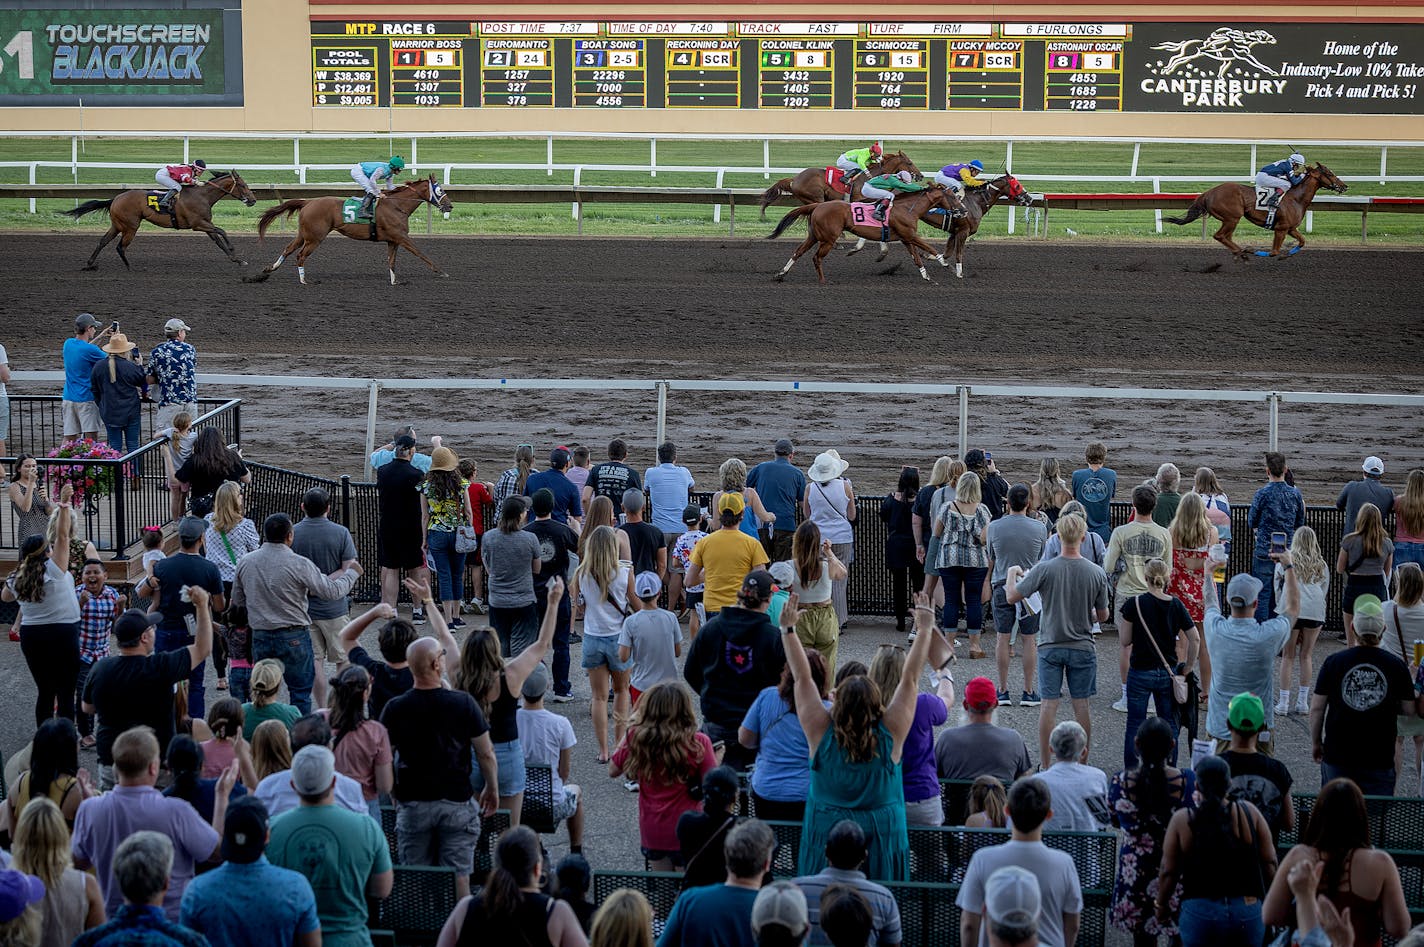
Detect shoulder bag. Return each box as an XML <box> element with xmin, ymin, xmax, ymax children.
<box><xmin>1134</xmin><ymin>596</ymin><xmax>1190</xmax><ymax>705</ymax></box>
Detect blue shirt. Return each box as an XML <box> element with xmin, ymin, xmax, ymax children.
<box><xmin>657</xmin><ymin>883</ymin><xmax>759</xmax><ymax>947</ymax></box>
<box><xmin>746</xmin><ymin>458</ymin><xmax>806</xmax><ymax>532</ymax></box>
<box><xmin>524</xmin><ymin>468</ymin><xmax>583</xmax><ymax>524</ymax></box>
<box><xmin>1071</xmin><ymin>466</ymin><xmax>1117</xmax><ymax>538</ymax></box>
<box><xmin>75</xmin><ymin>904</ymin><xmax>211</xmax><ymax>947</ymax></box>
<box><xmin>369</xmin><ymin>449</ymin><xmax>432</xmax><ymax>472</ymax></box>
<box><xmin>64</xmin><ymin>337</ymin><xmax>107</xmax><ymax>402</ymax></box>
<box><xmin>1248</xmin><ymin>481</ymin><xmax>1306</xmax><ymax>559</ymax></box>
<box><xmin>644</xmin><ymin>463</ymin><xmax>696</xmax><ymax>533</ymax></box>
<box><xmin>359</xmin><ymin>160</ymin><xmax>395</xmax><ymax>181</ymax></box>
<box><xmin>1203</xmin><ymin>597</ymin><xmax>1292</xmax><ymax>740</ymax></box>
<box><xmin>180</xmin><ymin>856</ymin><xmax>320</xmax><ymax>947</ymax></box>
<box><xmin>741</xmin><ymin>686</ymin><xmax>830</xmax><ymax>803</ymax></box>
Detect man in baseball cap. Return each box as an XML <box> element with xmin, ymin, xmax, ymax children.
<box><xmin>1336</xmin><ymin>455</ymin><xmax>1396</xmax><ymax>552</ymax></box>
<box><xmin>1219</xmin><ymin>691</ymin><xmax>1295</xmax><ymax>838</ymax></box>
<box><xmin>933</xmin><ymin>676</ymin><xmax>1033</xmax><ymax>782</ymax></box>
<box><xmin>748</xmin><ymin>437</ymin><xmax>805</xmax><ymax>561</ymax></box>
<box><xmin>63</xmin><ymin>313</ymin><xmax>113</xmax><ymax>442</ymax></box>
<box><xmin>148</xmin><ymin>314</ymin><xmax>199</xmax><ymax>430</ymax></box>
<box><xmin>751</xmin><ymin>881</ymin><xmax>809</xmax><ymax>943</ymax></box>
<box><xmin>984</xmin><ymin>865</ymin><xmax>1042</xmax><ymax>947</ymax></box>
<box><xmin>524</xmin><ymin>446</ymin><xmax>584</xmax><ymax>530</ymax></box>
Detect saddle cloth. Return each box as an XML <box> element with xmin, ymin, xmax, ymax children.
<box><xmin>1254</xmin><ymin>187</ymin><xmax>1276</xmax><ymax>211</ymax></box>
<box><xmin>825</xmin><ymin>167</ymin><xmax>851</xmax><ymax>195</ymax></box>
<box><xmin>342</xmin><ymin>197</ymin><xmax>374</xmax><ymax>223</ymax></box>
<box><xmin>849</xmin><ymin>201</ymin><xmax>882</xmax><ymax>227</ymax></box>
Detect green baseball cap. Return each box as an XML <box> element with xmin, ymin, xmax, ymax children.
<box><xmin>1354</xmin><ymin>594</ymin><xmax>1384</xmax><ymax>619</ymax></box>
<box><xmin>1228</xmin><ymin>692</ymin><xmax>1266</xmax><ymax>734</ymax></box>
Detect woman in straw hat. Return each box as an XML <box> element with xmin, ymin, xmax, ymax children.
<box><xmin>88</xmin><ymin>332</ymin><xmax>148</xmax><ymax>489</ymax></box>
<box><xmin>803</xmin><ymin>450</ymin><xmax>856</xmax><ymax>629</ymax></box>
<box><xmin>421</xmin><ymin>446</ymin><xmax>474</xmax><ymax>629</ymax></box>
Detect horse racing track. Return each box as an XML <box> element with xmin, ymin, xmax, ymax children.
<box><xmin>5</xmin><ymin>231</ymin><xmax>1422</xmax><ymax>496</ymax></box>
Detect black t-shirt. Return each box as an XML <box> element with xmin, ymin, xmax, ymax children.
<box><xmin>621</xmin><ymin>521</ymin><xmax>665</xmax><ymax>576</ymax></box>
<box><xmin>377</xmin><ymin>459</ymin><xmax>425</xmax><ymax>543</ymax></box>
<box><xmin>586</xmin><ymin>462</ymin><xmax>640</xmax><ymax>514</ymax></box>
<box><xmin>84</xmin><ymin>650</ymin><xmax>193</xmax><ymax>764</ymax></box>
<box><xmin>152</xmin><ymin>553</ymin><xmax>223</xmax><ymax>631</ymax></box>
<box><xmin>349</xmin><ymin>646</ymin><xmax>414</xmax><ymax>721</ymax></box>
<box><xmin>1315</xmin><ymin>646</ymin><xmax>1414</xmax><ymax>770</ymax></box>
<box><xmin>1220</xmin><ymin>750</ymin><xmax>1294</xmax><ymax>835</ymax></box>
<box><xmin>1120</xmin><ymin>593</ymin><xmax>1195</xmax><ymax>672</ymax></box>
<box><xmin>381</xmin><ymin>686</ymin><xmax>489</xmax><ymax>802</ymax></box>
<box><xmin>980</xmin><ymin>472</ymin><xmax>1011</xmax><ymax>520</ymax></box>
<box><xmin>174</xmin><ymin>457</ymin><xmax>248</xmax><ymax>504</ymax></box>
<box><xmin>525</xmin><ymin>519</ymin><xmax>578</xmax><ymax>583</ymax></box>
<box><xmin>488</xmin><ymin>674</ymin><xmax>519</xmax><ymax>744</ymax></box>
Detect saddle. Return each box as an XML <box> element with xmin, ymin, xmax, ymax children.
<box><xmin>825</xmin><ymin>167</ymin><xmax>852</xmax><ymax>196</ymax></box>
<box><xmin>341</xmin><ymin>197</ymin><xmax>380</xmax><ymax>240</ymax></box>
<box><xmin>145</xmin><ymin>191</ymin><xmax>181</xmax><ymax>228</ymax></box>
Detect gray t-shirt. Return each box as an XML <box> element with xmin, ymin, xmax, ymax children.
<box><xmin>480</xmin><ymin>528</ymin><xmax>542</xmax><ymax>608</ymax></box>
<box><xmin>291</xmin><ymin>516</ymin><xmax>359</xmax><ymax>621</ymax></box>
<box><xmin>1037</xmin><ymin>762</ymin><xmax>1111</xmax><ymax>832</ymax></box>
<box><xmin>934</xmin><ymin>723</ymin><xmax>1032</xmax><ymax>783</ymax></box>
<box><xmin>956</xmin><ymin>839</ymin><xmax>1083</xmax><ymax>947</ymax></box>
<box><xmin>1340</xmin><ymin>533</ymin><xmax>1394</xmax><ymax>577</ymax></box>
<box><xmin>7</xmin><ymin>561</ymin><xmax>83</xmax><ymax>626</ymax></box>
<box><xmin>1015</xmin><ymin>556</ymin><xmax>1109</xmax><ymax>650</ymax></box>
<box><xmin>617</xmin><ymin>608</ymin><xmax>682</xmax><ymax>693</ymax></box>
<box><xmin>987</xmin><ymin>515</ymin><xmax>1049</xmax><ymax>586</ymax></box>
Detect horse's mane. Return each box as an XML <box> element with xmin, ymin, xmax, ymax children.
<box><xmin>386</xmin><ymin>179</ymin><xmax>428</xmax><ymax>195</ymax></box>
<box><xmin>209</xmin><ymin>171</ymin><xmax>233</xmax><ymax>181</ymax></box>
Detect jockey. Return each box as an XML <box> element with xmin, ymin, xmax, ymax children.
<box><xmin>154</xmin><ymin>159</ymin><xmax>207</xmax><ymax>213</ymax></box>
<box><xmin>933</xmin><ymin>160</ymin><xmax>988</xmax><ymax>197</ymax></box>
<box><xmin>352</xmin><ymin>156</ymin><xmax>406</xmax><ymax>217</ymax></box>
<box><xmin>862</xmin><ymin>169</ymin><xmax>926</xmax><ymax>222</ymax></box>
<box><xmin>1255</xmin><ymin>152</ymin><xmax>1306</xmax><ymax>226</ymax></box>
<box><xmin>835</xmin><ymin>141</ymin><xmax>883</xmax><ymax>184</ymax></box>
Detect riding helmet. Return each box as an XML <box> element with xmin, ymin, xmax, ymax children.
<box><xmin>1289</xmin><ymin>153</ymin><xmax>1305</xmax><ymax>166</ymax></box>
<box><xmin>969</xmin><ymin>159</ymin><xmax>984</xmax><ymax>171</ymax></box>
<box><xmin>193</xmin><ymin>159</ymin><xmax>206</xmax><ymax>169</ymax></box>
<box><xmin>389</xmin><ymin>156</ymin><xmax>406</xmax><ymax>170</ymax></box>
<box><xmin>870</xmin><ymin>141</ymin><xmax>883</xmax><ymax>155</ymax></box>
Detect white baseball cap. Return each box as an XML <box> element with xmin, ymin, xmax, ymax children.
<box><xmin>165</xmin><ymin>318</ymin><xmax>192</xmax><ymax>333</ymax></box>
<box><xmin>985</xmin><ymin>865</ymin><xmax>1041</xmax><ymax>928</ymax></box>
<box><xmin>1363</xmin><ymin>456</ymin><xmax>1385</xmax><ymax>475</ymax></box>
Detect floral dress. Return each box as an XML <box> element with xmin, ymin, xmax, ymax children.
<box><xmin>1109</xmin><ymin>767</ymin><xmax>1196</xmax><ymax>938</ymax></box>
<box><xmin>1167</xmin><ymin>545</ymin><xmax>1209</xmax><ymax>624</ymax></box>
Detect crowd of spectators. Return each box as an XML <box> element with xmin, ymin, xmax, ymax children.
<box><xmin>8</xmin><ymin>318</ymin><xmax>1424</xmax><ymax>945</ymax></box>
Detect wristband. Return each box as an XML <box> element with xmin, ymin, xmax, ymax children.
<box><xmin>1283</xmin><ymin>563</ymin><xmax>1295</xmax><ymax>570</ymax></box>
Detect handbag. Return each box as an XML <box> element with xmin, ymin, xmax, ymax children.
<box><xmin>1134</xmin><ymin>596</ymin><xmax>1190</xmax><ymax>705</ymax></box>
<box><xmin>455</xmin><ymin>525</ymin><xmax>479</xmax><ymax>554</ymax></box>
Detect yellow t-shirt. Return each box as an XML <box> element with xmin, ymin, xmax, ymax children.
<box><xmin>691</xmin><ymin>529</ymin><xmax>770</xmax><ymax>612</ymax></box>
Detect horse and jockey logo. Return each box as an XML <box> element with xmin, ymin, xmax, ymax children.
<box><xmin>1152</xmin><ymin>28</ymin><xmax>1280</xmax><ymax>78</ymax></box>
<box><xmin>1139</xmin><ymin>26</ymin><xmax>1289</xmax><ymax>107</ymax></box>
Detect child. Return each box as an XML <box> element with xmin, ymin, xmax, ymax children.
<box><xmin>242</xmin><ymin>658</ymin><xmax>301</xmax><ymax>740</ymax></box>
<box><xmin>617</xmin><ymin>572</ymin><xmax>682</xmax><ymax>706</ymax></box>
<box><xmin>517</xmin><ymin>664</ymin><xmax>584</xmax><ymax>854</ymax></box>
<box><xmin>75</xmin><ymin>559</ymin><xmax>124</xmax><ymax>748</ymax></box>
<box><xmin>767</xmin><ymin>561</ymin><xmax>795</xmax><ymax>627</ymax></box>
<box><xmin>223</xmin><ymin>604</ymin><xmax>254</xmax><ymax>702</ymax></box>
<box><xmin>670</xmin><ymin>504</ymin><xmax>709</xmax><ymax>638</ymax></box>
<box><xmin>136</xmin><ymin>527</ymin><xmax>166</xmax><ymax>611</ymax></box>
<box><xmin>201</xmin><ymin>698</ymin><xmax>258</xmax><ymax>788</ymax></box>
<box><xmin>965</xmin><ymin>774</ymin><xmax>1008</xmax><ymax>828</ymax></box>
<box><xmin>158</xmin><ymin>411</ymin><xmax>197</xmax><ymax>520</ymax></box>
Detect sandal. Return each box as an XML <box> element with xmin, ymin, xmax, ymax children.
<box><xmin>80</xmin><ymin>735</ymin><xmax>96</xmax><ymax>749</ymax></box>
<box><xmin>216</xmin><ymin>679</ymin><xmax>228</xmax><ymax>691</ymax></box>
<box><xmin>596</xmin><ymin>754</ymin><xmax>611</xmax><ymax>765</ymax></box>
<box><xmin>969</xmin><ymin>647</ymin><xmax>987</xmax><ymax>660</ymax></box>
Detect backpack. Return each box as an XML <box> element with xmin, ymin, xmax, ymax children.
<box><xmin>1227</xmin><ymin>771</ymin><xmax>1284</xmax><ymax>830</ymax></box>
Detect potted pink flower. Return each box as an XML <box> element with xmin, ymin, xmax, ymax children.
<box><xmin>46</xmin><ymin>439</ymin><xmax>123</xmax><ymax>507</ymax></box>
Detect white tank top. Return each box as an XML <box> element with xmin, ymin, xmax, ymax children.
<box><xmin>581</xmin><ymin>564</ymin><xmax>632</xmax><ymax>637</ymax></box>
<box><xmin>794</xmin><ymin>558</ymin><xmax>834</xmax><ymax>604</ymax></box>
<box><xmin>807</xmin><ymin>479</ymin><xmax>853</xmax><ymax>545</ymax></box>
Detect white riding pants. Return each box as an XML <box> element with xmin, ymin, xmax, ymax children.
<box><xmin>860</xmin><ymin>182</ymin><xmax>895</xmax><ymax>201</ymax></box>
<box><xmin>932</xmin><ymin>173</ymin><xmax>966</xmax><ymax>196</ymax></box>
<box><xmin>835</xmin><ymin>155</ymin><xmax>865</xmax><ymax>175</ymax></box>
<box><xmin>1255</xmin><ymin>172</ymin><xmax>1292</xmax><ymax>192</ymax></box>
<box><xmin>351</xmin><ymin>166</ymin><xmax>381</xmax><ymax>197</ymax></box>
<box><xmin>155</xmin><ymin>170</ymin><xmax>182</xmax><ymax>192</ymax></box>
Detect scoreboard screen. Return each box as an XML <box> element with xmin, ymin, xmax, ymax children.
<box><xmin>307</xmin><ymin>19</ymin><xmax>1424</xmax><ymax>115</ymax></box>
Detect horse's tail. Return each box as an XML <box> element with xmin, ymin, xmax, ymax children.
<box><xmin>61</xmin><ymin>199</ymin><xmax>113</xmax><ymax>220</ymax></box>
<box><xmin>1164</xmin><ymin>194</ymin><xmax>1207</xmax><ymax>226</ymax></box>
<box><xmin>758</xmin><ymin>178</ymin><xmax>795</xmax><ymax>220</ymax></box>
<box><xmin>257</xmin><ymin>200</ymin><xmax>307</xmax><ymax>240</ymax></box>
<box><xmin>1151</xmin><ymin>40</ymin><xmax>1191</xmax><ymax>52</ymax></box>
<box><xmin>766</xmin><ymin>203</ymin><xmax>817</xmax><ymax>239</ymax></box>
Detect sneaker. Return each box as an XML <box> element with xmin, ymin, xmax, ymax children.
<box><xmin>1090</xmin><ymin>622</ymin><xmax>1103</xmax><ymax>635</ymax></box>
<box><xmin>623</xmin><ymin>779</ymin><xmax>640</xmax><ymax>793</ymax></box>
<box><xmin>412</xmin><ymin>608</ymin><xmax>427</xmax><ymax>625</ymax></box>
<box><xmin>996</xmin><ymin>689</ymin><xmax>1011</xmax><ymax>705</ymax></box>
<box><xmin>1111</xmin><ymin>695</ymin><xmax>1129</xmax><ymax>713</ymax></box>
<box><xmin>551</xmin><ymin>690</ymin><xmax>575</xmax><ymax>703</ymax></box>
<box><xmin>568</xmin><ymin>632</ymin><xmax>583</xmax><ymax>644</ymax></box>
<box><xmin>1020</xmin><ymin>691</ymin><xmax>1041</xmax><ymax>707</ymax></box>
<box><xmin>449</xmin><ymin>618</ymin><xmax>467</xmax><ymax>630</ymax></box>
<box><xmin>462</xmin><ymin>597</ymin><xmax>487</xmax><ymax>615</ymax></box>
<box><xmin>1295</xmin><ymin>694</ymin><xmax>1310</xmax><ymax>715</ymax></box>
<box><xmin>1274</xmin><ymin>694</ymin><xmax>1290</xmax><ymax>715</ymax></box>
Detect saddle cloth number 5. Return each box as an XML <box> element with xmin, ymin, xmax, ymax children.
<box><xmin>1254</xmin><ymin>187</ymin><xmax>1275</xmax><ymax>211</ymax></box>
<box><xmin>343</xmin><ymin>201</ymin><xmax>359</xmax><ymax>223</ymax></box>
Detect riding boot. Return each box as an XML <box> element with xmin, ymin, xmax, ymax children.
<box><xmin>874</xmin><ymin>199</ymin><xmax>891</xmax><ymax>222</ymax></box>
<box><xmin>360</xmin><ymin>194</ymin><xmax>376</xmax><ymax>218</ymax></box>
<box><xmin>159</xmin><ymin>189</ymin><xmax>178</xmax><ymax>214</ymax></box>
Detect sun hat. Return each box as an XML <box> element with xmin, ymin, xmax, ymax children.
<box><xmin>102</xmin><ymin>332</ymin><xmax>136</xmax><ymax>355</ymax></box>
<box><xmin>807</xmin><ymin>450</ymin><xmax>849</xmax><ymax>483</ymax></box>
<box><xmin>429</xmin><ymin>447</ymin><xmax>458</xmax><ymax>472</ymax></box>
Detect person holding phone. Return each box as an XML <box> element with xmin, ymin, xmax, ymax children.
<box><xmin>1247</xmin><ymin>452</ymin><xmax>1306</xmax><ymax>623</ymax></box>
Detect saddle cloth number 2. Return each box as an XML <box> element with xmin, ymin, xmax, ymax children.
<box><xmin>1255</xmin><ymin>187</ymin><xmax>1275</xmax><ymax>210</ymax></box>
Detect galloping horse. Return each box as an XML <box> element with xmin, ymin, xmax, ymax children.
<box><xmin>847</xmin><ymin>173</ymin><xmax>1032</xmax><ymax>279</ymax></box>
<box><xmin>757</xmin><ymin>152</ymin><xmax>921</xmax><ymax>218</ymax></box>
<box><xmin>63</xmin><ymin>171</ymin><xmax>257</xmax><ymax>271</ymax></box>
<box><xmin>766</xmin><ymin>186</ymin><xmax>958</xmax><ymax>283</ymax></box>
<box><xmin>248</xmin><ymin>175</ymin><xmax>454</xmax><ymax>285</ymax></box>
<box><xmin>1165</xmin><ymin>163</ymin><xmax>1347</xmax><ymax>259</ymax></box>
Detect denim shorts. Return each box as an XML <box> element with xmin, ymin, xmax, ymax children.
<box><xmin>581</xmin><ymin>633</ymin><xmax>632</xmax><ymax>671</ymax></box>
<box><xmin>1038</xmin><ymin>646</ymin><xmax>1097</xmax><ymax>700</ymax></box>
<box><xmin>396</xmin><ymin>798</ymin><xmax>481</xmax><ymax>875</ymax></box>
<box><xmin>472</xmin><ymin>739</ymin><xmax>527</xmax><ymax>797</ymax></box>
<box><xmin>1343</xmin><ymin>578</ymin><xmax>1388</xmax><ymax>613</ymax></box>
<box><xmin>992</xmin><ymin>585</ymin><xmax>1040</xmax><ymax>637</ymax></box>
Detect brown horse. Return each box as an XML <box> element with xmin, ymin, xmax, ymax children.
<box><xmin>907</xmin><ymin>174</ymin><xmax>1032</xmax><ymax>279</ymax></box>
<box><xmin>757</xmin><ymin>152</ymin><xmax>921</xmax><ymax>219</ymax></box>
<box><xmin>248</xmin><ymin>175</ymin><xmax>454</xmax><ymax>285</ymax></box>
<box><xmin>1165</xmin><ymin>163</ymin><xmax>1347</xmax><ymax>259</ymax></box>
<box><xmin>63</xmin><ymin>171</ymin><xmax>257</xmax><ymax>271</ymax></box>
<box><xmin>766</xmin><ymin>186</ymin><xmax>957</xmax><ymax>283</ymax></box>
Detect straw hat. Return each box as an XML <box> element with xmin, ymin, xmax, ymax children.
<box><xmin>807</xmin><ymin>449</ymin><xmax>849</xmax><ymax>483</ymax></box>
<box><xmin>429</xmin><ymin>446</ymin><xmax>458</xmax><ymax>472</ymax></box>
<box><xmin>102</xmin><ymin>332</ymin><xmax>136</xmax><ymax>355</ymax></box>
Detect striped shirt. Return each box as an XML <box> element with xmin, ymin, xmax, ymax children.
<box><xmin>793</xmin><ymin>867</ymin><xmax>903</xmax><ymax>946</ymax></box>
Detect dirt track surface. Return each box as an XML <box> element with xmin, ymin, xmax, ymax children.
<box><xmin>4</xmin><ymin>232</ymin><xmax>1422</xmax><ymax>498</ymax></box>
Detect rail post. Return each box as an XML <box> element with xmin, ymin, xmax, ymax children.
<box><xmin>655</xmin><ymin>382</ymin><xmax>668</xmax><ymax>447</ymax></box>
<box><xmin>293</xmin><ymin>138</ymin><xmax>300</xmax><ymax>173</ymax></box>
<box><xmin>729</xmin><ymin>195</ymin><xmax>735</xmax><ymax>236</ymax></box>
<box><xmin>183</xmin><ymin>136</ymin><xmax>190</xmax><ymax>164</ymax></box>
<box><xmin>28</xmin><ymin>164</ymin><xmax>35</xmax><ymax>213</ymax></box>
<box><xmin>1130</xmin><ymin>141</ymin><xmax>1140</xmax><ymax>177</ymax></box>
<box><xmin>1249</xmin><ymin>144</ymin><xmax>1257</xmax><ymax>178</ymax></box>
<box><xmin>1154</xmin><ymin>177</ymin><xmax>1163</xmax><ymax>234</ymax></box>
<box><xmin>71</xmin><ymin>137</ymin><xmax>78</xmax><ymax>181</ymax></box>
<box><xmin>1005</xmin><ymin>140</ymin><xmax>1013</xmax><ymax>172</ymax></box>
<box><xmin>548</xmin><ymin>136</ymin><xmax>555</xmax><ymax>176</ymax></box>
<box><xmin>1305</xmin><ymin>209</ymin><xmax>1313</xmax><ymax>234</ymax></box>
<box><xmin>411</xmin><ymin>137</ymin><xmax>418</xmax><ymax>169</ymax></box>
<box><xmin>957</xmin><ymin>386</ymin><xmax>969</xmax><ymax>460</ymax></box>
<box><xmin>764</xmin><ymin>139</ymin><xmax>771</xmax><ymax>180</ymax></box>
<box><xmin>650</xmin><ymin>139</ymin><xmax>657</xmax><ymax>178</ymax></box>
<box><xmin>1380</xmin><ymin>145</ymin><xmax>1388</xmax><ymax>185</ymax></box>
<box><xmin>1362</xmin><ymin>209</ymin><xmax>1369</xmax><ymax>244</ymax></box>
<box><xmin>571</xmin><ymin>167</ymin><xmax>581</xmax><ymax>221</ymax></box>
<box><xmin>1267</xmin><ymin>392</ymin><xmax>1280</xmax><ymax>452</ymax></box>
<box><xmin>363</xmin><ymin>381</ymin><xmax>381</xmax><ymax>481</ymax></box>
<box><xmin>714</xmin><ymin>170</ymin><xmax>724</xmax><ymax>224</ymax></box>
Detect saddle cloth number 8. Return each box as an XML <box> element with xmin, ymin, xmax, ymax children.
<box><xmin>850</xmin><ymin>202</ymin><xmax>881</xmax><ymax>227</ymax></box>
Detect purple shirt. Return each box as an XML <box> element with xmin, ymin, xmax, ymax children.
<box><xmin>902</xmin><ymin>693</ymin><xmax>949</xmax><ymax>803</ymax></box>
<box><xmin>72</xmin><ymin>785</ymin><xmax>220</xmax><ymax>920</ymax></box>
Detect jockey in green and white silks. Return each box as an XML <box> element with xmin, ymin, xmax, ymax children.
<box><xmin>351</xmin><ymin>156</ymin><xmax>406</xmax><ymax>217</ymax></box>
<box><xmin>861</xmin><ymin>170</ymin><xmax>926</xmax><ymax>221</ymax></box>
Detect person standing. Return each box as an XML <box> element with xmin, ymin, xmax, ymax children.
<box><xmin>62</xmin><ymin>314</ymin><xmax>112</xmax><ymax>443</ymax></box>
<box><xmin>933</xmin><ymin>472</ymin><xmax>992</xmax><ymax>658</ymax></box>
<box><xmin>1071</xmin><ymin>442</ymin><xmax>1117</xmax><ymax>545</ymax></box>
<box><xmin>1247</xmin><ymin>452</ymin><xmax>1306</xmax><ymax>623</ymax></box>
<box><xmin>89</xmin><ymin>332</ymin><xmax>148</xmax><ymax>478</ymax></box>
<box><xmin>291</xmin><ymin>487</ymin><xmax>359</xmax><ymax>711</ymax></box>
<box><xmin>1338</xmin><ymin>456</ymin><xmax>1396</xmax><ymax>539</ymax></box>
<box><xmin>805</xmin><ymin>450</ymin><xmax>857</xmax><ymax>629</ymax></box>
<box><xmin>484</xmin><ymin>494</ymin><xmax>543</xmax><ymax>658</ymax></box>
<box><xmin>1310</xmin><ymin>596</ymin><xmax>1416</xmax><ymax>794</ymax></box>
<box><xmin>1106</xmin><ymin>485</ymin><xmax>1173</xmax><ymax>714</ymax></box>
<box><xmin>567</xmin><ymin>444</ymin><xmax>592</xmax><ymax>495</ymax></box>
<box><xmin>646</xmin><ymin>441</ymin><xmax>696</xmax><ymax>590</ymax></box>
<box><xmin>748</xmin><ymin>438</ymin><xmax>806</xmax><ymax>562</ymax></box>
<box><xmin>75</xmin><ymin>559</ymin><xmax>124</xmax><ymax>746</ymax></box>
<box><xmin>1336</xmin><ymin>502</ymin><xmax>1394</xmax><ymax>648</ymax></box>
<box><xmin>1218</xmin><ymin>693</ymin><xmax>1296</xmax><ymax>842</ymax></box>
<box><xmin>137</xmin><ymin>516</ymin><xmax>224</xmax><ymax>718</ymax></box>
<box><xmin>525</xmin><ymin>447</ymin><xmax>584</xmax><ymax>532</ymax></box>
<box><xmin>880</xmin><ymin>466</ymin><xmax>923</xmax><ymax>635</ymax></box>
<box><xmin>986</xmin><ymin>484</ymin><xmax>1048</xmax><ymax>705</ymax></box>
<box><xmin>583</xmin><ymin>438</ymin><xmax>641</xmax><ymax>518</ymax></box>
<box><xmin>1151</xmin><ymin>464</ymin><xmax>1183</xmax><ymax>529</ymax></box>
<box><xmin>1394</xmin><ymin>470</ymin><xmax>1424</xmax><ymax>569</ymax></box>
<box><xmin>687</xmin><ymin>493</ymin><xmax>771</xmax><ymax>614</ymax></box>
<box><xmin>421</xmin><ymin>447</ymin><xmax>474</xmax><ymax>629</ymax></box>
<box><xmin>1119</xmin><ymin>559</ymin><xmax>1200</xmax><ymax>768</ymax></box>
<box><xmin>620</xmin><ymin>489</ymin><xmax>667</xmax><ymax>578</ymax></box>
<box><xmin>368</xmin><ymin>425</ymin><xmax>437</xmax><ymax>474</ymax></box>
<box><xmin>525</xmin><ymin>488</ymin><xmax>579</xmax><ymax>699</ymax></box>
<box><xmin>0</xmin><ymin>338</ymin><xmax>10</xmax><ymax>460</ymax></box>
<box><xmin>965</xmin><ymin>450</ymin><xmax>1010</xmax><ymax>521</ymax></box>
<box><xmin>147</xmin><ymin>318</ymin><xmax>198</xmax><ymax>430</ymax></box>
<box><xmin>231</xmin><ymin>513</ymin><xmax>363</xmax><ymax>715</ymax></box>
<box><xmin>375</xmin><ymin>435</ymin><xmax>429</xmax><ymax>623</ymax></box>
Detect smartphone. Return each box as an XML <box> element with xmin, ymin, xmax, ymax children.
<box><xmin>711</xmin><ymin>740</ymin><xmax>726</xmax><ymax>755</ymax></box>
<box><xmin>109</xmin><ymin>320</ymin><xmax>120</xmax><ymax>332</ymax></box>
<box><xmin>1270</xmin><ymin>531</ymin><xmax>1287</xmax><ymax>555</ymax></box>
<box><xmin>984</xmin><ymin>451</ymin><xmax>992</xmax><ymax>461</ymax></box>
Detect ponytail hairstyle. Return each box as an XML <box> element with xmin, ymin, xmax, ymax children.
<box><xmin>1191</xmin><ymin>754</ymin><xmax>1235</xmax><ymax>847</ymax></box>
<box><xmin>12</xmin><ymin>535</ymin><xmax>49</xmax><ymax>603</ymax></box>
<box><xmin>968</xmin><ymin>775</ymin><xmax>1008</xmax><ymax>828</ymax></box>
<box><xmin>483</xmin><ymin>826</ymin><xmax>543</xmax><ymax>923</ymax></box>
<box><xmin>1144</xmin><ymin>558</ymin><xmax>1170</xmax><ymax>591</ymax></box>
<box><xmin>1128</xmin><ymin>717</ymin><xmax>1177</xmax><ymax>826</ymax></box>
<box><xmin>498</xmin><ymin>495</ymin><xmax>528</xmax><ymax>534</ymax></box>
<box><xmin>205</xmin><ymin>698</ymin><xmax>244</xmax><ymax>743</ymax></box>
<box><xmin>165</xmin><ymin>735</ymin><xmax>204</xmax><ymax>806</ymax></box>
<box><xmin>513</xmin><ymin>445</ymin><xmax>535</xmax><ymax>495</ymax></box>
<box><xmin>328</xmin><ymin>665</ymin><xmax>371</xmax><ymax>743</ymax></box>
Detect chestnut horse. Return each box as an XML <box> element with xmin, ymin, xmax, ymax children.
<box><xmin>248</xmin><ymin>175</ymin><xmax>454</xmax><ymax>285</ymax></box>
<box><xmin>847</xmin><ymin>173</ymin><xmax>1032</xmax><ymax>279</ymax></box>
<box><xmin>1165</xmin><ymin>162</ymin><xmax>1347</xmax><ymax>259</ymax></box>
<box><xmin>63</xmin><ymin>171</ymin><xmax>257</xmax><ymax>271</ymax></box>
<box><xmin>757</xmin><ymin>151</ymin><xmax>921</xmax><ymax>219</ymax></box>
<box><xmin>766</xmin><ymin>186</ymin><xmax>957</xmax><ymax>283</ymax></box>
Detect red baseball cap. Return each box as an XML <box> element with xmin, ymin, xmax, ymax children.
<box><xmin>964</xmin><ymin>676</ymin><xmax>999</xmax><ymax>711</ymax></box>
